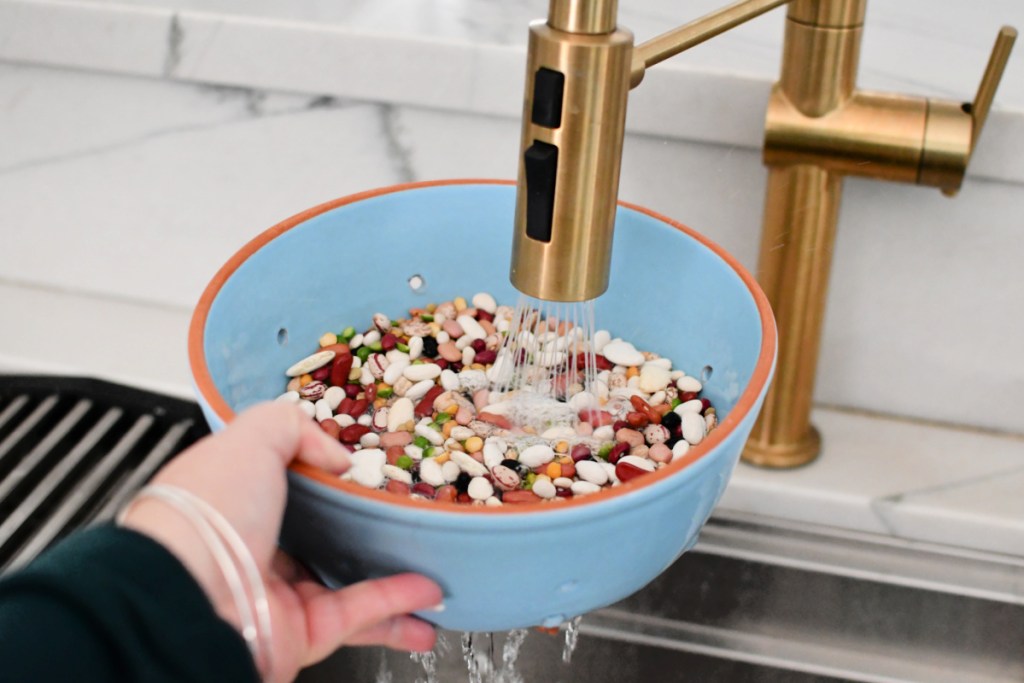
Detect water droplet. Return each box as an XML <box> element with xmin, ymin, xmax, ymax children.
<box><xmin>557</xmin><ymin>579</ymin><xmax>579</xmax><ymax>593</ymax></box>
<box><xmin>701</xmin><ymin>364</ymin><xmax>714</xmax><ymax>382</ymax></box>
<box><xmin>276</xmin><ymin>327</ymin><xmax>288</xmax><ymax>346</ymax></box>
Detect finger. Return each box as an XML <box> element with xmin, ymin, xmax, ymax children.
<box><xmin>344</xmin><ymin>616</ymin><xmax>437</xmax><ymax>652</ymax></box>
<box><xmin>218</xmin><ymin>402</ymin><xmax>350</xmax><ymax>472</ymax></box>
<box><xmin>300</xmin><ymin>573</ymin><xmax>443</xmax><ymax>664</ymax></box>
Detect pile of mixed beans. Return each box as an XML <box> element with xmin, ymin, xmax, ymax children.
<box><xmin>277</xmin><ymin>293</ymin><xmax>717</xmax><ymax>506</ymax></box>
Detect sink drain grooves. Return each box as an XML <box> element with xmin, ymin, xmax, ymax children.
<box><xmin>582</xmin><ymin>608</ymin><xmax>1015</xmax><ymax>683</ymax></box>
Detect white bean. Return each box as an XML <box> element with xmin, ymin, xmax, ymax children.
<box><xmin>518</xmin><ymin>444</ymin><xmax>555</xmax><ymax>468</ymax></box>
<box><xmin>571</xmin><ymin>481</ymin><xmax>602</xmax><ymax>496</ymax></box>
<box><xmin>441</xmin><ymin>460</ymin><xmax>462</xmax><ymax>482</ymax></box>
<box><xmin>575</xmin><ymin>460</ymin><xmax>609</xmax><ymax>485</ymax></box>
<box><xmin>314</xmin><ymin>399</ymin><xmax>333</xmax><ymax>422</ymax></box>
<box><xmin>531</xmin><ymin>477</ymin><xmax>556</xmax><ymax>499</ymax></box>
<box><xmin>682</xmin><ymin>411</ymin><xmax>706</xmax><ymax>445</ymax></box>
<box><xmin>323</xmin><ymin>385</ymin><xmax>345</xmax><ymax>410</ymax></box>
<box><xmin>457</xmin><ymin>314</ymin><xmax>487</xmax><ymax>340</ymax></box>
<box><xmin>415</xmin><ymin>422</ymin><xmax>444</xmax><ymax>446</ymax></box>
<box><xmin>383</xmin><ymin>358</ymin><xmax>410</xmax><ymax>386</ymax></box>
<box><xmin>468</xmin><ymin>476</ymin><xmax>494</xmax><ymax>501</ymax></box>
<box><xmin>403</xmin><ymin>363</ymin><xmax>442</xmax><ymax>382</ymax></box>
<box><xmin>285</xmin><ymin>350</ymin><xmax>335</xmax><ymax>377</ymax></box>
<box><xmin>405</xmin><ymin>379</ymin><xmax>436</xmax><ymax>401</ymax></box>
<box><xmin>472</xmin><ymin>292</ymin><xmax>497</xmax><ymax>314</ymax></box>
<box><xmin>676</xmin><ymin>376</ymin><xmax>703</xmax><ymax>393</ymax></box>
<box><xmin>419</xmin><ymin>458</ymin><xmax>446</xmax><ymax>487</ymax></box>
<box><xmin>382</xmin><ymin>464</ymin><xmax>412</xmax><ymax>485</ymax></box>
<box><xmin>450</xmin><ymin>451</ymin><xmax>488</xmax><ymax>477</ymax></box>
<box><xmin>408</xmin><ymin>335</ymin><xmax>424</xmax><ymax>360</ymax></box>
<box><xmin>276</xmin><ymin>391</ymin><xmax>300</xmax><ymax>403</ymax></box>
<box><xmin>297</xmin><ymin>400</ymin><xmax>316</xmax><ymax>418</ymax></box>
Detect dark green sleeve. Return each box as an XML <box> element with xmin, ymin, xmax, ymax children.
<box><xmin>0</xmin><ymin>525</ymin><xmax>259</xmax><ymax>683</ymax></box>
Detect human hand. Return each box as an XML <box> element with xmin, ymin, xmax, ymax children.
<box><xmin>121</xmin><ymin>402</ymin><xmax>442</xmax><ymax>682</ymax></box>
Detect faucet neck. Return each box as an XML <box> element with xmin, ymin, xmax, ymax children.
<box><xmin>548</xmin><ymin>0</ymin><xmax>618</xmax><ymax>34</ymax></box>
<box><xmin>779</xmin><ymin>0</ymin><xmax>866</xmax><ymax>115</ymax></box>
<box><xmin>786</xmin><ymin>0</ymin><xmax>865</xmax><ymax>28</ymax></box>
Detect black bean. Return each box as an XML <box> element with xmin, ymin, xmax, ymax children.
<box><xmin>454</xmin><ymin>471</ymin><xmax>472</xmax><ymax>493</ymax></box>
<box><xmin>421</xmin><ymin>335</ymin><xmax>439</xmax><ymax>358</ymax></box>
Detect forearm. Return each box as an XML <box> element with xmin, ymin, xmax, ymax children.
<box><xmin>0</xmin><ymin>525</ymin><xmax>258</xmax><ymax>683</ymax></box>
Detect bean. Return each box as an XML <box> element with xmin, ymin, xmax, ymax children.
<box><xmin>337</xmin><ymin>423</ymin><xmax>370</xmax><ymax>443</ymax></box>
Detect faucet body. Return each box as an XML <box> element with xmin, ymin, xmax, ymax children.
<box><xmin>512</xmin><ymin>0</ymin><xmax>1015</xmax><ymax>467</ymax></box>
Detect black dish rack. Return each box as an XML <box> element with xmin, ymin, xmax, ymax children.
<box><xmin>0</xmin><ymin>375</ymin><xmax>209</xmax><ymax>572</ymax></box>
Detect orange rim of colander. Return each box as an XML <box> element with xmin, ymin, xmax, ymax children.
<box><xmin>188</xmin><ymin>179</ymin><xmax>777</xmax><ymax>515</ymax></box>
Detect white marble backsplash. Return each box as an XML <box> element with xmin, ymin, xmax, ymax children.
<box><xmin>0</xmin><ymin>0</ymin><xmax>1021</xmax><ymax>557</ymax></box>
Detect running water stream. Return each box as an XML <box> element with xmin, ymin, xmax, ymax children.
<box><xmin>402</xmin><ymin>620</ymin><xmax>583</xmax><ymax>683</ymax></box>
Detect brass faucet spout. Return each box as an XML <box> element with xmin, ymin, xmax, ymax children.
<box><xmin>631</xmin><ymin>0</ymin><xmax>791</xmax><ymax>87</ymax></box>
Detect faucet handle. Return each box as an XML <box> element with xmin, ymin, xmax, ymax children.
<box><xmin>921</xmin><ymin>26</ymin><xmax>1016</xmax><ymax>196</ymax></box>
<box><xmin>966</xmin><ymin>26</ymin><xmax>1017</xmax><ymax>151</ymax></box>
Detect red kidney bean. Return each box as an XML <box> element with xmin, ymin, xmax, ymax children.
<box><xmin>626</xmin><ymin>411</ymin><xmax>649</xmax><ymax>428</ymax></box>
<box><xmin>435</xmin><ymin>485</ymin><xmax>458</xmax><ymax>503</ymax></box>
<box><xmin>471</xmin><ymin>339</ymin><xmax>486</xmax><ymax>353</ymax></box>
<box><xmin>679</xmin><ymin>391</ymin><xmax>699</xmax><ymax>403</ymax></box>
<box><xmin>319</xmin><ymin>419</ymin><xmax>341</xmax><ymax>440</ymax></box>
<box><xmin>339</xmin><ymin>424</ymin><xmax>370</xmax><ymax>443</ymax></box>
<box><xmin>415</xmin><ymin>385</ymin><xmax>445</xmax><ymax>418</ymax></box>
<box><xmin>570</xmin><ymin>444</ymin><xmax>592</xmax><ymax>462</ymax></box>
<box><xmin>595</xmin><ymin>355</ymin><xmax>613</xmax><ymax>370</ymax></box>
<box><xmin>476</xmin><ymin>309</ymin><xmax>494</xmax><ymax>323</ymax></box>
<box><xmin>555</xmin><ymin>488</ymin><xmax>574</xmax><ymax>498</ymax></box>
<box><xmin>501</xmin><ymin>490</ymin><xmax>542</xmax><ymax>504</ymax></box>
<box><xmin>343</xmin><ymin>384</ymin><xmax>361</xmax><ymax>399</ymax></box>
<box><xmin>364</xmin><ymin>383</ymin><xmax>377</xmax><ymax>402</ymax></box>
<box><xmin>474</xmin><ymin>349</ymin><xmax>497</xmax><ymax>365</ymax></box>
<box><xmin>386</xmin><ymin>480</ymin><xmax>411</xmax><ymax>496</ymax></box>
<box><xmin>630</xmin><ymin>395</ymin><xmax>661</xmax><ymax>424</ymax></box>
<box><xmin>456</xmin><ymin>493</ymin><xmax>473</xmax><ymax>504</ymax></box>
<box><xmin>476</xmin><ymin>412</ymin><xmax>512</xmax><ymax>429</ymax></box>
<box><xmin>346</xmin><ymin>398</ymin><xmax>368</xmax><ymax>417</ymax></box>
<box><xmin>615</xmin><ymin>461</ymin><xmax>648</xmax><ymax>483</ymax></box>
<box><xmin>612</xmin><ymin>420</ymin><xmax>629</xmax><ymax>432</ymax></box>
<box><xmin>311</xmin><ymin>366</ymin><xmax>331</xmax><ymax>381</ymax></box>
<box><xmin>381</xmin><ymin>333</ymin><xmax>398</xmax><ymax>351</ymax></box>
<box><xmin>411</xmin><ymin>482</ymin><xmax>436</xmax><ymax>498</ymax></box>
<box><xmin>385</xmin><ymin>445</ymin><xmax>405</xmax><ymax>465</ymax></box>
<box><xmin>700</xmin><ymin>398</ymin><xmax>712</xmax><ymax>413</ymax></box>
<box><xmin>323</xmin><ymin>344</ymin><xmax>353</xmax><ymax>387</ymax></box>
<box><xmin>336</xmin><ymin>398</ymin><xmax>354</xmax><ymax>416</ymax></box>
<box><xmin>608</xmin><ymin>442</ymin><xmax>630</xmax><ymax>464</ymax></box>
<box><xmin>654</xmin><ymin>403</ymin><xmax>672</xmax><ymax>416</ymax></box>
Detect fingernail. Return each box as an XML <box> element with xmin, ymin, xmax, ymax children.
<box><xmin>425</xmin><ymin>603</ymin><xmax>446</xmax><ymax>613</ymax></box>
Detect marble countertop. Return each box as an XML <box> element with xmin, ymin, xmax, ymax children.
<box><xmin>1</xmin><ymin>0</ymin><xmax>1023</xmax><ymax>183</ymax></box>
<box><xmin>0</xmin><ymin>0</ymin><xmax>1021</xmax><ymax>564</ymax></box>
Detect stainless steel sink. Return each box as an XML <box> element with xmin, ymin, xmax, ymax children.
<box><xmin>298</xmin><ymin>512</ymin><xmax>1024</xmax><ymax>683</ymax></box>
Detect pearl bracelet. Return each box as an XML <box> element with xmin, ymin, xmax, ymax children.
<box><xmin>119</xmin><ymin>484</ymin><xmax>273</xmax><ymax>678</ymax></box>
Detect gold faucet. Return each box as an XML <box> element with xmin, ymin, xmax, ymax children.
<box><xmin>510</xmin><ymin>0</ymin><xmax>1016</xmax><ymax>467</ymax></box>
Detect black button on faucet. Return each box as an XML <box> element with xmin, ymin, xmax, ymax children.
<box><xmin>531</xmin><ymin>67</ymin><xmax>565</xmax><ymax>128</ymax></box>
<box><xmin>524</xmin><ymin>141</ymin><xmax>558</xmax><ymax>242</ymax></box>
